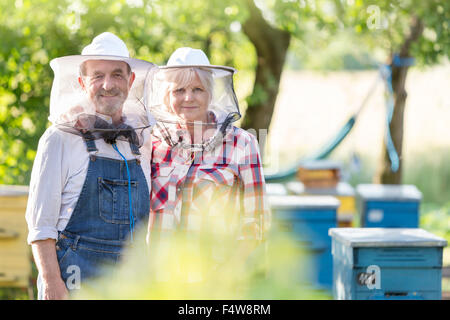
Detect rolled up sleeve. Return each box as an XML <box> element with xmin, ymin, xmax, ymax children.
<box><xmin>25</xmin><ymin>128</ymin><xmax>64</xmax><ymax>244</ymax></box>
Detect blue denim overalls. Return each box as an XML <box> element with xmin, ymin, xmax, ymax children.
<box><xmin>55</xmin><ymin>136</ymin><xmax>149</xmax><ymax>291</ymax></box>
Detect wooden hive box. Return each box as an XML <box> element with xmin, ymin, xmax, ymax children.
<box><xmin>286</xmin><ymin>181</ymin><xmax>356</xmax><ymax>228</ymax></box>
<box><xmin>0</xmin><ymin>185</ymin><xmax>31</xmax><ymax>289</ymax></box>
<box><xmin>297</xmin><ymin>160</ymin><xmax>341</xmax><ymax>189</ymax></box>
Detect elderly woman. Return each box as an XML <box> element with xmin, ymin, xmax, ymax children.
<box><xmin>147</xmin><ymin>48</ymin><xmax>270</xmax><ymax>258</ymax></box>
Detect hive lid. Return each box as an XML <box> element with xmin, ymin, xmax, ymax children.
<box><xmin>265</xmin><ymin>183</ymin><xmax>287</xmax><ymax>196</ymax></box>
<box><xmin>269</xmin><ymin>195</ymin><xmax>340</xmax><ymax>210</ymax></box>
<box><xmin>287</xmin><ymin>181</ymin><xmax>355</xmax><ymax>196</ymax></box>
<box><xmin>0</xmin><ymin>185</ymin><xmax>29</xmax><ymax>196</ymax></box>
<box><xmin>329</xmin><ymin>228</ymin><xmax>448</xmax><ymax>247</ymax></box>
<box><xmin>356</xmin><ymin>184</ymin><xmax>422</xmax><ymax>201</ymax></box>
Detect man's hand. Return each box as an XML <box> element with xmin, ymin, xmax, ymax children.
<box><xmin>41</xmin><ymin>275</ymin><xmax>69</xmax><ymax>300</ymax></box>
<box><xmin>31</xmin><ymin>239</ymin><xmax>69</xmax><ymax>300</ymax></box>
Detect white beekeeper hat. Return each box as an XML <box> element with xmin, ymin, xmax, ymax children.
<box><xmin>50</xmin><ymin>32</ymin><xmax>152</xmax><ymax>73</ymax></box>
<box><xmin>48</xmin><ymin>32</ymin><xmax>156</xmax><ymax>129</ymax></box>
<box><xmin>163</xmin><ymin>47</ymin><xmax>236</xmax><ymax>76</ymax></box>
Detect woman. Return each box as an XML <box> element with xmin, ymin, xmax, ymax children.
<box><xmin>147</xmin><ymin>47</ymin><xmax>270</xmax><ymax>259</ymax></box>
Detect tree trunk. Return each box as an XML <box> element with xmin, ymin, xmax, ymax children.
<box><xmin>375</xmin><ymin>16</ymin><xmax>424</xmax><ymax>184</ymax></box>
<box><xmin>241</xmin><ymin>0</ymin><xmax>291</xmax><ymax>146</ymax></box>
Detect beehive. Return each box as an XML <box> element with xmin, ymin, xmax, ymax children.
<box><xmin>0</xmin><ymin>185</ymin><xmax>32</xmax><ymax>289</ymax></box>
<box><xmin>329</xmin><ymin>228</ymin><xmax>447</xmax><ymax>300</ymax></box>
<box><xmin>286</xmin><ymin>181</ymin><xmax>356</xmax><ymax>227</ymax></box>
<box><xmin>356</xmin><ymin>184</ymin><xmax>422</xmax><ymax>228</ymax></box>
<box><xmin>269</xmin><ymin>195</ymin><xmax>339</xmax><ymax>290</ymax></box>
<box><xmin>296</xmin><ymin>160</ymin><xmax>341</xmax><ymax>189</ymax></box>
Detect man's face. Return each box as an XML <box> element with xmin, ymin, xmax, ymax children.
<box><xmin>79</xmin><ymin>60</ymin><xmax>135</xmax><ymax>117</ymax></box>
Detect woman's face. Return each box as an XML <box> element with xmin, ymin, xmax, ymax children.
<box><xmin>168</xmin><ymin>72</ymin><xmax>210</xmax><ymax>123</ymax></box>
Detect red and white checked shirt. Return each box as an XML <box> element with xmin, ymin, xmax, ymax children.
<box><xmin>149</xmin><ymin>124</ymin><xmax>271</xmax><ymax>241</ymax></box>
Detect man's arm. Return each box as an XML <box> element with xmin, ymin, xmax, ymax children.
<box><xmin>31</xmin><ymin>239</ymin><xmax>68</xmax><ymax>300</ymax></box>
<box><xmin>25</xmin><ymin>128</ymin><xmax>68</xmax><ymax>299</ymax></box>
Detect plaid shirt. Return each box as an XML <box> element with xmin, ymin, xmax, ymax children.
<box><xmin>149</xmin><ymin>124</ymin><xmax>271</xmax><ymax>241</ymax></box>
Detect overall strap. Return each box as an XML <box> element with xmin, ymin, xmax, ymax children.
<box><xmin>128</xmin><ymin>141</ymin><xmax>141</xmax><ymax>156</ymax></box>
<box><xmin>81</xmin><ymin>130</ymin><xmax>140</xmax><ymax>157</ymax></box>
<box><xmin>81</xmin><ymin>132</ymin><xmax>98</xmax><ymax>153</ymax></box>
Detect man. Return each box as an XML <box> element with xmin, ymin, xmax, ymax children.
<box><xmin>25</xmin><ymin>32</ymin><xmax>155</xmax><ymax>299</ymax></box>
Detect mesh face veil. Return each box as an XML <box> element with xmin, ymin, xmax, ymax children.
<box><xmin>147</xmin><ymin>48</ymin><xmax>241</xmax><ymax>151</ymax></box>
<box><xmin>48</xmin><ymin>32</ymin><xmax>157</xmax><ymax>147</ymax></box>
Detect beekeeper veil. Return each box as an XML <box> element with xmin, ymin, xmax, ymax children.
<box><xmin>48</xmin><ymin>32</ymin><xmax>157</xmax><ymax>147</ymax></box>
<box><xmin>148</xmin><ymin>47</ymin><xmax>241</xmax><ymax>151</ymax></box>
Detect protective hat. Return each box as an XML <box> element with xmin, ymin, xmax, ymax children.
<box><xmin>48</xmin><ymin>32</ymin><xmax>157</xmax><ymax>146</ymax></box>
<box><xmin>165</xmin><ymin>47</ymin><xmax>236</xmax><ymax>75</ymax></box>
<box><xmin>148</xmin><ymin>47</ymin><xmax>241</xmax><ymax>151</ymax></box>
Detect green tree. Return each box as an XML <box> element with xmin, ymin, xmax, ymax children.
<box><xmin>333</xmin><ymin>0</ymin><xmax>449</xmax><ymax>184</ymax></box>
<box><xmin>0</xmin><ymin>0</ymin><xmax>77</xmax><ymax>184</ymax></box>
<box><xmin>240</xmin><ymin>0</ymin><xmax>291</xmax><ymax>135</ymax></box>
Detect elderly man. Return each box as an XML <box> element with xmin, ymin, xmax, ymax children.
<box><xmin>25</xmin><ymin>32</ymin><xmax>155</xmax><ymax>299</ymax></box>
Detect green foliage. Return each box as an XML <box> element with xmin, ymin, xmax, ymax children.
<box><xmin>281</xmin><ymin>0</ymin><xmax>449</xmax><ymax>70</ymax></box>
<box><xmin>72</xmin><ymin>227</ymin><xmax>330</xmax><ymax>300</ymax></box>
<box><xmin>1</xmin><ymin>0</ymin><xmax>73</xmax><ymax>184</ymax></box>
<box><xmin>404</xmin><ymin>148</ymin><xmax>450</xmax><ymax>205</ymax></box>
<box><xmin>286</xmin><ymin>31</ymin><xmax>379</xmax><ymax>70</ymax></box>
<box><xmin>332</xmin><ymin>0</ymin><xmax>450</xmax><ymax>64</ymax></box>
<box><xmin>420</xmin><ymin>202</ymin><xmax>450</xmax><ymax>244</ymax></box>
<box><xmin>69</xmin><ymin>191</ymin><xmax>331</xmax><ymax>299</ymax></box>
<box><xmin>245</xmin><ymin>83</ymin><xmax>269</xmax><ymax>106</ymax></box>
<box><xmin>342</xmin><ymin>148</ymin><xmax>450</xmax><ymax>206</ymax></box>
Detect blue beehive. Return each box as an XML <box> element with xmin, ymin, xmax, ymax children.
<box><xmin>286</xmin><ymin>181</ymin><xmax>356</xmax><ymax>227</ymax></box>
<box><xmin>268</xmin><ymin>195</ymin><xmax>339</xmax><ymax>290</ymax></box>
<box><xmin>329</xmin><ymin>228</ymin><xmax>447</xmax><ymax>300</ymax></box>
<box><xmin>356</xmin><ymin>184</ymin><xmax>422</xmax><ymax>228</ymax></box>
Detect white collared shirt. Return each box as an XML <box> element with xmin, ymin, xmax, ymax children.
<box><xmin>25</xmin><ymin>125</ymin><xmax>152</xmax><ymax>244</ymax></box>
